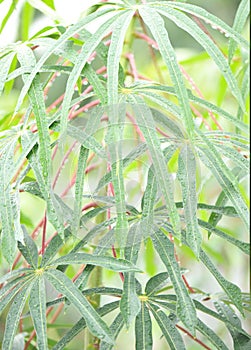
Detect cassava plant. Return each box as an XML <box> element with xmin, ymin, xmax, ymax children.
<box><xmin>0</xmin><ymin>0</ymin><xmax>250</xmax><ymax>349</ymax></box>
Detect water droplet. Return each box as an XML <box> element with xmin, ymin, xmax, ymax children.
<box><xmin>225</xmin><ymin>33</ymin><xmax>230</xmax><ymax>38</ymax></box>
<box><xmin>74</xmin><ymin>86</ymin><xmax>79</xmax><ymax>91</ymax></box>
<box><xmin>83</xmin><ymin>81</ymin><xmax>88</xmax><ymax>86</ymax></box>
<box><xmin>56</xmin><ymin>72</ymin><xmax>61</xmax><ymax>77</ymax></box>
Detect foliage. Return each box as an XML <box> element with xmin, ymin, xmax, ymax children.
<box><xmin>0</xmin><ymin>0</ymin><xmax>250</xmax><ymax>349</ymax></box>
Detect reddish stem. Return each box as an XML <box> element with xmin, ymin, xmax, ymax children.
<box><xmin>176</xmin><ymin>324</ymin><xmax>212</xmax><ymax>350</ymax></box>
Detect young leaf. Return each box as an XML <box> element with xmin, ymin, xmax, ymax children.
<box><xmin>17</xmin><ymin>226</ymin><xmax>39</xmax><ymax>268</ymax></box>
<box><xmin>0</xmin><ymin>51</ymin><xmax>16</xmax><ymax>95</ymax></box>
<box><xmin>177</xmin><ymin>144</ymin><xmax>201</xmax><ymax>257</ymax></box>
<box><xmin>149</xmin><ymin>303</ymin><xmax>186</xmax><ymax>350</ymax></box>
<box><xmin>135</xmin><ymin>302</ymin><xmax>153</xmax><ymax>350</ymax></box>
<box><xmin>29</xmin><ymin>276</ymin><xmax>48</xmax><ymax>350</ymax></box>
<box><xmin>45</xmin><ymin>269</ymin><xmax>114</xmax><ymax>344</ymax></box>
<box><xmin>152</xmin><ymin>229</ymin><xmax>197</xmax><ymax>335</ymax></box>
<box><xmin>145</xmin><ymin>272</ymin><xmax>170</xmax><ymax>296</ymax></box>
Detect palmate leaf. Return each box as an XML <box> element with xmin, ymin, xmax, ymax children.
<box><xmin>50</xmin><ymin>252</ymin><xmax>142</xmax><ymax>272</ymax></box>
<box><xmin>2</xmin><ymin>282</ymin><xmax>33</xmax><ymax>350</ymax></box>
<box><xmin>152</xmin><ymin>229</ymin><xmax>197</xmax><ymax>335</ymax></box>
<box><xmin>29</xmin><ymin>276</ymin><xmax>48</xmax><ymax>350</ymax></box>
<box><xmin>196</xmin><ymin>129</ymin><xmax>249</xmax><ymax>230</ymax></box>
<box><xmin>45</xmin><ymin>269</ymin><xmax>114</xmax><ymax>344</ymax></box>
<box><xmin>148</xmin><ymin>303</ymin><xmax>185</xmax><ymax>350</ymax></box>
<box><xmin>129</xmin><ymin>96</ymin><xmax>181</xmax><ymax>235</ymax></box>
<box><xmin>177</xmin><ymin>143</ymin><xmax>201</xmax><ymax>257</ymax></box>
<box><xmin>52</xmin><ymin>301</ymin><xmax>120</xmax><ymax>350</ymax></box>
<box><xmin>200</xmin><ymin>249</ymin><xmax>243</xmax><ymax>315</ymax></box>
<box><xmin>120</xmin><ymin>223</ymin><xmax>142</xmax><ymax>328</ymax></box>
<box><xmin>135</xmin><ymin>302</ymin><xmax>153</xmax><ymax>350</ymax></box>
<box><xmin>153</xmin><ymin>4</ymin><xmax>245</xmax><ymax>110</ymax></box>
<box><xmin>139</xmin><ymin>6</ymin><xmax>194</xmax><ymax>136</ymax></box>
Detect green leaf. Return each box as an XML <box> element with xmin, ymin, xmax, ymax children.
<box><xmin>135</xmin><ymin>302</ymin><xmax>153</xmax><ymax>350</ymax></box>
<box><xmin>27</xmin><ymin>0</ymin><xmax>62</xmax><ymax>21</ymax></box>
<box><xmin>152</xmin><ymin>229</ymin><xmax>197</xmax><ymax>335</ymax></box>
<box><xmin>141</xmin><ymin>166</ymin><xmax>158</xmax><ymax>240</ymax></box>
<box><xmin>0</xmin><ymin>0</ymin><xmax>20</xmax><ymax>34</ymax></box>
<box><xmin>198</xmin><ymin>219</ymin><xmax>249</xmax><ymax>255</ymax></box>
<box><xmin>120</xmin><ymin>224</ymin><xmax>142</xmax><ymax>328</ymax></box>
<box><xmin>29</xmin><ymin>277</ymin><xmax>48</xmax><ymax>350</ymax></box>
<box><xmin>129</xmin><ymin>97</ymin><xmax>181</xmax><ymax>235</ymax></box>
<box><xmin>107</xmin><ymin>10</ymin><xmax>134</xmax><ymax>104</ymax></box>
<box><xmin>145</xmin><ymin>272</ymin><xmax>170</xmax><ymax>296</ymax></box>
<box><xmin>71</xmin><ymin>146</ymin><xmax>89</xmax><ymax>235</ymax></box>
<box><xmin>83</xmin><ymin>64</ymin><xmax>107</xmax><ymax>104</ymax></box>
<box><xmin>45</xmin><ymin>269</ymin><xmax>114</xmax><ymax>344</ymax></box>
<box><xmin>14</xmin><ymin>8</ymin><xmax>112</xmax><ymax>112</ymax></box>
<box><xmin>51</xmin><ymin>252</ymin><xmax>142</xmax><ymax>272</ymax></box>
<box><xmin>52</xmin><ymin>301</ymin><xmax>119</xmax><ymax>350</ymax></box>
<box><xmin>166</xmin><ymin>2</ymin><xmax>249</xmax><ymax>49</ymax></box>
<box><xmin>40</xmin><ymin>234</ymin><xmax>64</xmax><ymax>267</ymax></box>
<box><xmin>100</xmin><ymin>313</ymin><xmax>124</xmax><ymax>350</ymax></box>
<box><xmin>229</xmin><ymin>0</ymin><xmax>250</xmax><ymax>62</ymax></box>
<box><xmin>177</xmin><ymin>144</ymin><xmax>201</xmax><ymax>257</ymax></box>
<box><xmin>196</xmin><ymin>129</ymin><xmax>249</xmax><ymax>230</ymax></box>
<box><xmin>154</xmin><ymin>4</ymin><xmax>245</xmax><ymax>110</ymax></box>
<box><xmin>2</xmin><ymin>283</ymin><xmax>32</xmax><ymax>350</ymax></box>
<box><xmin>196</xmin><ymin>319</ymin><xmax>229</xmax><ymax>350</ymax></box>
<box><xmin>0</xmin><ymin>51</ymin><xmax>16</xmax><ymax>95</ymax></box>
<box><xmin>0</xmin><ymin>141</ymin><xmax>17</xmax><ymax>263</ymax></box>
<box><xmin>214</xmin><ymin>301</ymin><xmax>251</xmax><ymax>350</ymax></box>
<box><xmin>139</xmin><ymin>6</ymin><xmax>194</xmax><ymax>136</ymax></box>
<box><xmin>20</xmin><ymin>2</ymin><xmax>34</xmax><ymax>41</ymax></box>
<box><xmin>200</xmin><ymin>249</ymin><xmax>243</xmax><ymax>314</ymax></box>
<box><xmin>149</xmin><ymin>303</ymin><xmax>185</xmax><ymax>350</ymax></box>
<box><xmin>105</xmin><ymin>103</ymin><xmax>129</xmax><ymax>248</ymax></box>
<box><xmin>59</xmin><ymin>12</ymin><xmax>123</xmax><ymax>137</ymax></box>
<box><xmin>17</xmin><ymin>226</ymin><xmax>39</xmax><ymax>268</ymax></box>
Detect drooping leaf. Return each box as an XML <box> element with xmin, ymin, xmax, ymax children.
<box><xmin>196</xmin><ymin>319</ymin><xmax>229</xmax><ymax>350</ymax></box>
